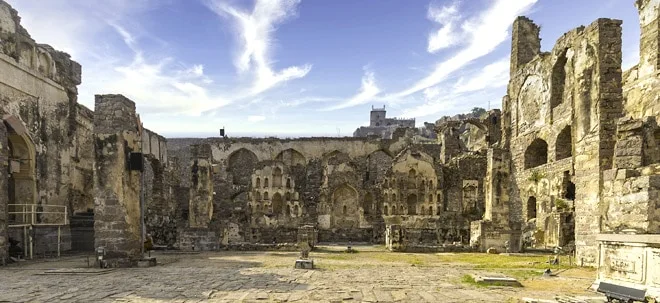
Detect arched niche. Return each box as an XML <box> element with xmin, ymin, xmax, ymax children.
<box><xmin>275</xmin><ymin>148</ymin><xmax>306</xmax><ymax>166</ymax></box>
<box><xmin>332</xmin><ymin>184</ymin><xmax>358</xmax><ymax>217</ymax></box>
<box><xmin>272</xmin><ymin>193</ymin><xmax>283</xmax><ymax>214</ymax></box>
<box><xmin>407</xmin><ymin>194</ymin><xmax>417</xmax><ymax>215</ymax></box>
<box><xmin>273</xmin><ymin>167</ymin><xmax>283</xmax><ymax>188</ymax></box>
<box><xmin>227</xmin><ymin>148</ymin><xmax>258</xmax><ymax>186</ymax></box>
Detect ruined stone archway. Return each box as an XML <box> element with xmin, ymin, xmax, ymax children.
<box><xmin>275</xmin><ymin>148</ymin><xmax>306</xmax><ymax>167</ymax></box>
<box><xmin>3</xmin><ymin>116</ymin><xmax>36</xmax><ymax>225</ymax></box>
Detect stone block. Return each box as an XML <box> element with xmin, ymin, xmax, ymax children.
<box><xmin>294</xmin><ymin>259</ymin><xmax>314</xmax><ymax>269</ymax></box>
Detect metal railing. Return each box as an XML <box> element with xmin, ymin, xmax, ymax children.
<box><xmin>7</xmin><ymin>204</ymin><xmax>68</xmax><ymax>259</ymax></box>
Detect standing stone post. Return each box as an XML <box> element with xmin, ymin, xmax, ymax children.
<box><xmin>93</xmin><ymin>95</ymin><xmax>143</xmax><ymax>266</ymax></box>
<box><xmin>189</xmin><ymin>144</ymin><xmax>213</xmax><ymax>228</ymax></box>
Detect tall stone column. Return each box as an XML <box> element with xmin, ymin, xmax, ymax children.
<box><xmin>93</xmin><ymin>95</ymin><xmax>143</xmax><ymax>265</ymax></box>
<box><xmin>0</xmin><ymin>122</ymin><xmax>8</xmax><ymax>264</ymax></box>
<box><xmin>189</xmin><ymin>144</ymin><xmax>213</xmax><ymax>228</ymax></box>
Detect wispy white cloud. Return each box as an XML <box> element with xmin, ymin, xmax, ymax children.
<box><xmin>427</xmin><ymin>1</ymin><xmax>462</xmax><ymax>53</ymax></box>
<box><xmin>453</xmin><ymin>57</ymin><xmax>510</xmax><ymax>93</ymax></box>
<box><xmin>390</xmin><ymin>0</ymin><xmax>537</xmax><ymax>99</ymax></box>
<box><xmin>248</xmin><ymin>115</ymin><xmax>266</xmax><ymax>122</ymax></box>
<box><xmin>205</xmin><ymin>0</ymin><xmax>312</xmax><ymax>96</ymax></box>
<box><xmin>323</xmin><ymin>69</ymin><xmax>381</xmax><ymax>111</ymax></box>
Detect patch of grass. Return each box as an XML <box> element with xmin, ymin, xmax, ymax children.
<box><xmin>435</xmin><ymin>253</ymin><xmax>576</xmax><ymax>270</ymax></box>
<box><xmin>460</xmin><ymin>274</ymin><xmax>486</xmax><ymax>288</ymax></box>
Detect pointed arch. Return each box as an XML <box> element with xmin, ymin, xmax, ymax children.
<box><xmin>275</xmin><ymin>148</ymin><xmax>307</xmax><ymax>166</ymax></box>
<box><xmin>227</xmin><ymin>148</ymin><xmax>258</xmax><ymax>185</ymax></box>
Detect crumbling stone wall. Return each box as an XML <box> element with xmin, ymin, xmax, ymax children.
<box><xmin>0</xmin><ymin>0</ymin><xmax>83</xmax><ymax>254</ymax></box>
<box><xmin>93</xmin><ymin>95</ymin><xmax>142</xmax><ymax>262</ymax></box>
<box><xmin>623</xmin><ymin>0</ymin><xmax>660</xmax><ymax>120</ymax></box>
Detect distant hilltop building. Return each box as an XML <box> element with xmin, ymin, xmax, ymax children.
<box><xmin>353</xmin><ymin>105</ymin><xmax>416</xmax><ymax>138</ymax></box>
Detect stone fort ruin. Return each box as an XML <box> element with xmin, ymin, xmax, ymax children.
<box><xmin>0</xmin><ymin>0</ymin><xmax>659</xmax><ymax>298</ymax></box>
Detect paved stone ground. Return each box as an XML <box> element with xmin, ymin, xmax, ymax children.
<box><xmin>0</xmin><ymin>246</ymin><xmax>604</xmax><ymax>302</ymax></box>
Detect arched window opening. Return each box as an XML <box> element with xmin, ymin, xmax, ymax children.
<box><xmin>255</xmin><ymin>192</ymin><xmax>262</xmax><ymax>201</ymax></box>
<box><xmin>550</xmin><ymin>49</ymin><xmax>568</xmax><ymax>110</ymax></box>
<box><xmin>264</xmin><ymin>178</ymin><xmax>269</xmax><ymax>188</ymax></box>
<box><xmin>524</xmin><ymin>139</ymin><xmax>548</xmax><ymax>169</ymax></box>
<box><xmin>527</xmin><ymin>196</ymin><xmax>537</xmax><ymax>221</ymax></box>
<box><xmin>285</xmin><ymin>192</ymin><xmax>291</xmax><ymax>201</ymax></box>
<box><xmin>273</xmin><ymin>167</ymin><xmax>283</xmax><ymax>188</ymax></box>
<box><xmin>384</xmin><ymin>205</ymin><xmax>389</xmax><ymax>215</ymax></box>
<box><xmin>286</xmin><ymin>178</ymin><xmax>291</xmax><ymax>188</ymax></box>
<box><xmin>407</xmin><ymin>194</ymin><xmax>417</xmax><ymax>215</ymax></box>
<box><xmin>343</xmin><ymin>205</ymin><xmax>347</xmax><ymax>215</ymax></box>
<box><xmin>256</xmin><ymin>177</ymin><xmax>261</xmax><ymax>188</ymax></box>
<box><xmin>555</xmin><ymin>126</ymin><xmax>572</xmax><ymax>160</ymax></box>
<box><xmin>264</xmin><ymin>191</ymin><xmax>269</xmax><ymax>200</ymax></box>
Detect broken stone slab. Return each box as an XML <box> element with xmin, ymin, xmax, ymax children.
<box><xmin>137</xmin><ymin>257</ymin><xmax>157</xmax><ymax>268</ymax></box>
<box><xmin>472</xmin><ymin>274</ymin><xmax>522</xmax><ymax>287</ymax></box>
<box><xmin>294</xmin><ymin>259</ymin><xmax>314</xmax><ymax>269</ymax></box>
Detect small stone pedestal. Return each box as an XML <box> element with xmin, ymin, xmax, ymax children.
<box><xmin>294</xmin><ymin>259</ymin><xmax>314</xmax><ymax>269</ymax></box>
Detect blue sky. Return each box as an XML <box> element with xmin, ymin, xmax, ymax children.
<box><xmin>9</xmin><ymin>0</ymin><xmax>640</xmax><ymax>138</ymax></box>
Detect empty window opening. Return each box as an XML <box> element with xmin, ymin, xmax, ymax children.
<box><xmin>524</xmin><ymin>139</ymin><xmax>548</xmax><ymax>169</ymax></box>
<box><xmin>256</xmin><ymin>177</ymin><xmax>261</xmax><ymax>188</ymax></box>
<box><xmin>555</xmin><ymin>126</ymin><xmax>572</xmax><ymax>160</ymax></box>
<box><xmin>407</xmin><ymin>194</ymin><xmax>417</xmax><ymax>215</ymax></box>
<box><xmin>550</xmin><ymin>49</ymin><xmax>568</xmax><ymax>110</ymax></box>
<box><xmin>527</xmin><ymin>196</ymin><xmax>537</xmax><ymax>220</ymax></box>
<box><xmin>286</xmin><ymin>178</ymin><xmax>291</xmax><ymax>188</ymax></box>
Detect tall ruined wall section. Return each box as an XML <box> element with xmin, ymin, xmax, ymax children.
<box><xmin>0</xmin><ymin>0</ymin><xmax>85</xmax><ymax>254</ymax></box>
<box><xmin>505</xmin><ymin>17</ymin><xmax>623</xmax><ymax>264</ymax></box>
<box><xmin>623</xmin><ymin>0</ymin><xmax>660</xmax><ymax>120</ymax></box>
<box><xmin>93</xmin><ymin>95</ymin><xmax>143</xmax><ymax>263</ymax></box>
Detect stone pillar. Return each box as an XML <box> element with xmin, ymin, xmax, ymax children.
<box><xmin>0</xmin><ymin>122</ymin><xmax>8</xmax><ymax>264</ymax></box>
<box><xmin>510</xmin><ymin>17</ymin><xmax>541</xmax><ymax>76</ymax></box>
<box><xmin>189</xmin><ymin>144</ymin><xmax>213</xmax><ymax>228</ymax></box>
<box><xmin>484</xmin><ymin>148</ymin><xmax>511</xmax><ymax>226</ymax></box>
<box><xmin>93</xmin><ymin>95</ymin><xmax>143</xmax><ymax>265</ymax></box>
<box><xmin>636</xmin><ymin>0</ymin><xmax>660</xmax><ymax>78</ymax></box>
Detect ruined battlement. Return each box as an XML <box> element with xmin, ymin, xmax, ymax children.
<box><xmin>0</xmin><ymin>1</ymin><xmax>81</xmax><ymax>90</ymax></box>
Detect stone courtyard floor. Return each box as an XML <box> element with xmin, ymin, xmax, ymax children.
<box><xmin>0</xmin><ymin>245</ymin><xmax>605</xmax><ymax>302</ymax></box>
